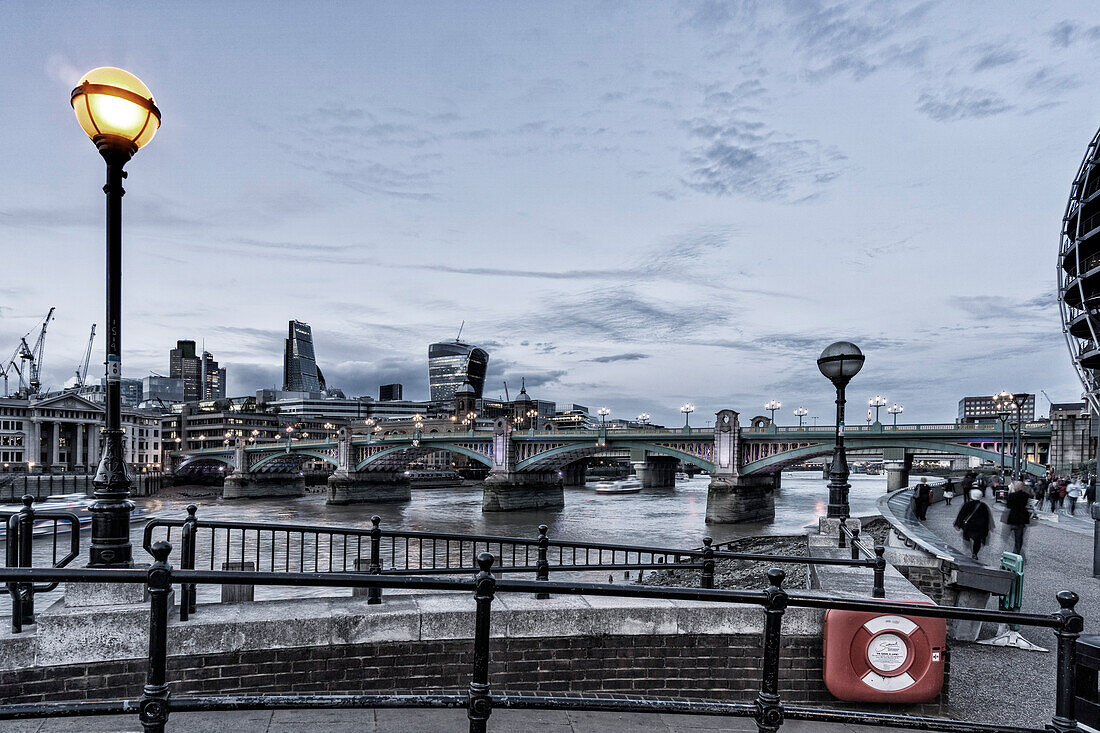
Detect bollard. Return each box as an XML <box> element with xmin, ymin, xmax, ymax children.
<box><xmin>872</xmin><ymin>545</ymin><xmax>886</xmax><ymax>598</ymax></box>
<box><xmin>535</xmin><ymin>524</ymin><xmax>550</xmax><ymax>600</ymax></box>
<box><xmin>838</xmin><ymin>511</ymin><xmax>849</xmax><ymax>548</ymax></box>
<box><xmin>468</xmin><ymin>553</ymin><xmax>496</xmax><ymax>733</ymax></box>
<box><xmin>849</xmin><ymin>526</ymin><xmax>861</xmax><ymax>561</ymax></box>
<box><xmin>179</xmin><ymin>505</ymin><xmax>198</xmax><ymax>620</ymax></box>
<box><xmin>1051</xmin><ymin>590</ymin><xmax>1085</xmax><ymax>733</ymax></box>
<box><xmin>701</xmin><ymin>536</ymin><xmax>715</xmax><ymax>590</ymax></box>
<box><xmin>15</xmin><ymin>496</ymin><xmax>35</xmax><ymax>625</ymax></box>
<box><xmin>367</xmin><ymin>516</ymin><xmax>383</xmax><ymax>605</ymax></box>
<box><xmin>140</xmin><ymin>541</ymin><xmax>172</xmax><ymax>733</ymax></box>
<box><xmin>755</xmin><ymin>568</ymin><xmax>788</xmax><ymax>733</ymax></box>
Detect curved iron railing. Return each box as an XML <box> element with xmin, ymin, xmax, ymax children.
<box><xmin>2</xmin><ymin>495</ymin><xmax>81</xmax><ymax>632</ymax></box>
<box><xmin>142</xmin><ymin>507</ymin><xmax>884</xmax><ymax>617</ymax></box>
<box><xmin>0</xmin><ymin>544</ymin><xmax>1083</xmax><ymax>733</ymax></box>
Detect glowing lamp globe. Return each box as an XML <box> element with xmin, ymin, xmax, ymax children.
<box><xmin>71</xmin><ymin>67</ymin><xmax>160</xmax><ymax>156</ymax></box>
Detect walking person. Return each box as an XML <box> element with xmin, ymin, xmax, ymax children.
<box><xmin>1067</xmin><ymin>478</ymin><xmax>1082</xmax><ymax>516</ymax></box>
<box><xmin>942</xmin><ymin>477</ymin><xmax>956</xmax><ymax>506</ymax></box>
<box><xmin>1058</xmin><ymin>479</ymin><xmax>1069</xmax><ymax>512</ymax></box>
<box><xmin>1087</xmin><ymin>477</ymin><xmax>1096</xmax><ymax>512</ymax></box>
<box><xmin>914</xmin><ymin>477</ymin><xmax>932</xmax><ymax>521</ymax></box>
<box><xmin>1005</xmin><ymin>480</ymin><xmax>1031</xmax><ymax>560</ymax></box>
<box><xmin>954</xmin><ymin>488</ymin><xmax>994</xmax><ymax>559</ymax></box>
<box><xmin>1047</xmin><ymin>480</ymin><xmax>1061</xmax><ymax>513</ymax></box>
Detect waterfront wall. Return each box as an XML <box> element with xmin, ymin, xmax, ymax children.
<box><xmin>0</xmin><ymin>591</ymin><xmax>933</xmax><ymax>709</ymax></box>
<box><xmin>0</xmin><ymin>472</ymin><xmax>164</xmax><ymax>501</ymax></box>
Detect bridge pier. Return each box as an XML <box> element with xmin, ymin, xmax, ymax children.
<box><xmin>883</xmin><ymin>448</ymin><xmax>912</xmax><ymax>491</ymax></box>
<box><xmin>327</xmin><ymin>471</ymin><xmax>410</xmax><ymax>504</ymax></box>
<box><xmin>223</xmin><ymin>471</ymin><xmax>306</xmax><ymax>500</ymax></box>
<box><xmin>705</xmin><ymin>409</ymin><xmax>777</xmax><ymax>523</ymax></box>
<box><xmin>562</xmin><ymin>459</ymin><xmax>589</xmax><ymax>488</ymax></box>
<box><xmin>482</xmin><ymin>472</ymin><xmax>564</xmax><ymax>511</ymax></box>
<box><xmin>633</xmin><ymin>456</ymin><xmax>677</xmax><ymax>489</ymax></box>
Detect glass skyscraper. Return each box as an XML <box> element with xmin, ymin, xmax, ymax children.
<box><xmin>170</xmin><ymin>340</ymin><xmax>226</xmax><ymax>401</ymax></box>
<box><xmin>428</xmin><ymin>340</ymin><xmax>488</xmax><ymax>401</ymax></box>
<box><xmin>283</xmin><ymin>320</ymin><xmax>327</xmax><ymax>393</ymax></box>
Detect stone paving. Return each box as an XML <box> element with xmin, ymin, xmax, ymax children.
<box><xmin>0</xmin><ymin>708</ymin><xmax>938</xmax><ymax>732</ymax></box>
<box><xmin>920</xmin><ymin>491</ymin><xmax>1099</xmax><ymax>729</ymax></box>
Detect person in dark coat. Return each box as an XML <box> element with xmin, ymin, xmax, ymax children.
<box><xmin>1004</xmin><ymin>480</ymin><xmax>1031</xmax><ymax>558</ymax></box>
<box><xmin>954</xmin><ymin>488</ymin><xmax>994</xmax><ymax>559</ymax></box>
<box><xmin>1047</xmin><ymin>481</ymin><xmax>1061</xmax><ymax>513</ymax></box>
<box><xmin>942</xmin><ymin>477</ymin><xmax>956</xmax><ymax>506</ymax></box>
<box><xmin>914</xmin><ymin>477</ymin><xmax>932</xmax><ymax>520</ymax></box>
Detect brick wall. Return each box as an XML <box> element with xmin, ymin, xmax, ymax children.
<box><xmin>893</xmin><ymin>565</ymin><xmax>947</xmax><ymax>603</ymax></box>
<box><xmin>1</xmin><ymin>634</ymin><xmax>835</xmax><ymax>705</ymax></box>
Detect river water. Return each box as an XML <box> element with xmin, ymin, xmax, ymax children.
<box><xmin>12</xmin><ymin>470</ymin><xmax>903</xmax><ymax>610</ymax></box>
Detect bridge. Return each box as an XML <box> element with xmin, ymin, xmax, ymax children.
<box><xmin>173</xmin><ymin>410</ymin><xmax>1051</xmax><ymax>523</ymax></box>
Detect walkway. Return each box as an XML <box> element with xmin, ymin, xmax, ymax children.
<box><xmin>0</xmin><ymin>708</ymin><xmax>942</xmax><ymax>732</ymax></box>
<box><xmin>920</xmin><ymin>490</ymin><xmax>1099</xmax><ymax>729</ymax></box>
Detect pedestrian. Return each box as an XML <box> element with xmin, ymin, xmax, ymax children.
<box><xmin>955</xmin><ymin>488</ymin><xmax>994</xmax><ymax>559</ymax></box>
<box><xmin>1087</xmin><ymin>478</ymin><xmax>1096</xmax><ymax>510</ymax></box>
<box><xmin>942</xmin><ymin>477</ymin><xmax>956</xmax><ymax>506</ymax></box>
<box><xmin>915</xmin><ymin>477</ymin><xmax>932</xmax><ymax>521</ymax></box>
<box><xmin>1047</xmin><ymin>480</ymin><xmax>1061</xmax><ymax>513</ymax></box>
<box><xmin>1068</xmin><ymin>478</ymin><xmax>1082</xmax><ymax>516</ymax></box>
<box><xmin>1004</xmin><ymin>480</ymin><xmax>1030</xmax><ymax>559</ymax></box>
<box><xmin>1058</xmin><ymin>479</ymin><xmax>1069</xmax><ymax>511</ymax></box>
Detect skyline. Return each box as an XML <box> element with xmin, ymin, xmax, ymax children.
<box><xmin>2</xmin><ymin>2</ymin><xmax>1098</xmax><ymax>424</ymax></box>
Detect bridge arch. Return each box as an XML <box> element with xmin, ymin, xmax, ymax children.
<box><xmin>516</xmin><ymin>441</ymin><xmax>714</xmax><ymax>473</ymax></box>
<box><xmin>355</xmin><ymin>442</ymin><xmax>492</xmax><ymax>471</ymax></box>
<box><xmin>740</xmin><ymin>439</ymin><xmax>1046</xmax><ymax>477</ymax></box>
<box><xmin>251</xmin><ymin>449</ymin><xmax>339</xmax><ymax>472</ymax></box>
<box><xmin>176</xmin><ymin>455</ymin><xmax>234</xmax><ymax>471</ymax></box>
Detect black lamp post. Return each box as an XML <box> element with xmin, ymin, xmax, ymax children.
<box><xmin>817</xmin><ymin>341</ymin><xmax>865</xmax><ymax>519</ymax></box>
<box><xmin>995</xmin><ymin>406</ymin><xmax>1010</xmax><ymax>477</ymax></box>
<box><xmin>71</xmin><ymin>68</ymin><xmax>161</xmax><ymax>566</ymax></box>
<box><xmin>1012</xmin><ymin>393</ymin><xmax>1030</xmax><ymax>480</ymax></box>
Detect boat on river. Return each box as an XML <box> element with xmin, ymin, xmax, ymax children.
<box><xmin>594</xmin><ymin>478</ymin><xmax>642</xmax><ymax>495</ymax></box>
<box><xmin>675</xmin><ymin>472</ymin><xmax>689</xmax><ymax>481</ymax></box>
<box><xmin>403</xmin><ymin>470</ymin><xmax>464</xmax><ymax>488</ymax></box>
<box><xmin>0</xmin><ymin>493</ymin><xmax>147</xmax><ymax>537</ymax></box>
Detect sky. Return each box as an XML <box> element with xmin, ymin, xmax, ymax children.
<box><xmin>0</xmin><ymin>1</ymin><xmax>1097</xmax><ymax>427</ymax></box>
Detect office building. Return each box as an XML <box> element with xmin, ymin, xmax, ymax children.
<box><xmin>284</xmin><ymin>320</ymin><xmax>327</xmax><ymax>393</ymax></box>
<box><xmin>379</xmin><ymin>383</ymin><xmax>403</xmax><ymax>401</ymax></box>
<box><xmin>957</xmin><ymin>394</ymin><xmax>1036</xmax><ymax>424</ymax></box>
<box><xmin>170</xmin><ymin>340</ymin><xmax>226</xmax><ymax>401</ymax></box>
<box><xmin>142</xmin><ymin>376</ymin><xmax>184</xmax><ymax>407</ymax></box>
<box><xmin>428</xmin><ymin>340</ymin><xmax>489</xmax><ymax>401</ymax></box>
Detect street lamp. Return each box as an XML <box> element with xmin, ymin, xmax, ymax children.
<box><xmin>793</xmin><ymin>407</ymin><xmax>808</xmax><ymax>427</ymax></box>
<box><xmin>1011</xmin><ymin>392</ymin><xmax>1029</xmax><ymax>479</ymax></box>
<box><xmin>637</xmin><ymin>412</ymin><xmax>651</xmax><ymax>426</ymax></box>
<box><xmin>764</xmin><ymin>400</ymin><xmax>781</xmax><ymax>424</ymax></box>
<box><xmin>866</xmin><ymin>409</ymin><xmax>873</xmax><ymax>426</ymax></box>
<box><xmin>597</xmin><ymin>407</ymin><xmax>611</xmax><ymax>427</ymax></box>
<box><xmin>868</xmin><ymin>395</ymin><xmax>887</xmax><ymax>423</ymax></box>
<box><xmin>887</xmin><ymin>403</ymin><xmax>903</xmax><ymax>426</ymax></box>
<box><xmin>526</xmin><ymin>408</ymin><xmax>538</xmax><ymax>430</ymax></box>
<box><xmin>817</xmin><ymin>341</ymin><xmax>865</xmax><ymax>520</ymax></box>
<box><xmin>680</xmin><ymin>403</ymin><xmax>694</xmax><ymax>429</ymax></box>
<box><xmin>993</xmin><ymin>394</ymin><xmax>1012</xmax><ymax>477</ymax></box>
<box><xmin>73</xmin><ymin>67</ymin><xmax>160</xmax><ymax>567</ymax></box>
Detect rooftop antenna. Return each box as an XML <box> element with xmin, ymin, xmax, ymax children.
<box><xmin>455</xmin><ymin>320</ymin><xmax>465</xmax><ymax>342</ymax></box>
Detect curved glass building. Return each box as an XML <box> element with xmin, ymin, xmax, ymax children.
<box><xmin>428</xmin><ymin>340</ymin><xmax>488</xmax><ymax>401</ymax></box>
<box><xmin>284</xmin><ymin>320</ymin><xmax>326</xmax><ymax>393</ymax></box>
<box><xmin>1060</xmin><ymin>126</ymin><xmax>1100</xmax><ymax>411</ymax></box>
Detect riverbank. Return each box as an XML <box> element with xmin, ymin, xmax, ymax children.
<box><xmin>641</xmin><ymin>535</ymin><xmax>809</xmax><ymax>589</ymax></box>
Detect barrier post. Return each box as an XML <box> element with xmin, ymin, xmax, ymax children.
<box><xmin>368</xmin><ymin>515</ymin><xmax>382</xmax><ymax>605</ymax></box>
<box><xmin>1051</xmin><ymin>590</ymin><xmax>1084</xmax><ymax>733</ymax></box>
<box><xmin>701</xmin><ymin>536</ymin><xmax>715</xmax><ymax>589</ymax></box>
<box><xmin>139</xmin><ymin>541</ymin><xmax>172</xmax><ymax>733</ymax></box>
<box><xmin>873</xmin><ymin>545</ymin><xmax>886</xmax><ymax>598</ymax></box>
<box><xmin>16</xmin><ymin>495</ymin><xmax>35</xmax><ymax>624</ymax></box>
<box><xmin>468</xmin><ymin>553</ymin><xmax>496</xmax><ymax>733</ymax></box>
<box><xmin>755</xmin><ymin>568</ymin><xmax>787</xmax><ymax>733</ymax></box>
<box><xmin>849</xmin><ymin>526</ymin><xmax>861</xmax><ymax>560</ymax></box>
<box><xmin>535</xmin><ymin>524</ymin><xmax>550</xmax><ymax>599</ymax></box>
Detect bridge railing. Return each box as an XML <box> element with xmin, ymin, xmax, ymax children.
<box><xmin>2</xmin><ymin>495</ymin><xmax>82</xmax><ymax>633</ymax></box>
<box><xmin>142</xmin><ymin>508</ymin><xmax>884</xmax><ymax>618</ymax></box>
<box><xmin>0</xmin><ymin>545</ymin><xmax>1083</xmax><ymax>733</ymax></box>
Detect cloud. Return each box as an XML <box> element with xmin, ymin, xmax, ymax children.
<box><xmin>1023</xmin><ymin>67</ymin><xmax>1080</xmax><ymax>96</ymax></box>
<box><xmin>585</xmin><ymin>352</ymin><xmax>650</xmax><ymax>363</ymax></box>
<box><xmin>1046</xmin><ymin>21</ymin><xmax>1100</xmax><ymax>48</ymax></box>
<box><xmin>916</xmin><ymin>87</ymin><xmax>1012</xmax><ymax>122</ymax></box>
<box><xmin>970</xmin><ymin>43</ymin><xmax>1024</xmax><ymax>72</ymax></box>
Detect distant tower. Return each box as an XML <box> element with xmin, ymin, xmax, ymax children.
<box><xmin>454</xmin><ymin>379</ymin><xmax>477</xmax><ymax>418</ymax></box>
<box><xmin>428</xmin><ymin>336</ymin><xmax>489</xmax><ymax>401</ymax></box>
<box><xmin>284</xmin><ymin>320</ymin><xmax>326</xmax><ymax>392</ymax></box>
<box><xmin>513</xmin><ymin>379</ymin><xmax>532</xmax><ymax>428</ymax></box>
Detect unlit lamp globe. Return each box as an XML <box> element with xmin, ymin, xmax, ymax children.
<box><xmin>816</xmin><ymin>341</ymin><xmax>865</xmax><ymax>384</ymax></box>
<box><xmin>71</xmin><ymin>67</ymin><xmax>160</xmax><ymax>153</ymax></box>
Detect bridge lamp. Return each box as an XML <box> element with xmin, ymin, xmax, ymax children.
<box><xmin>817</xmin><ymin>341</ymin><xmax>865</xmax><ymax>520</ymax></box>
<box><xmin>1010</xmin><ymin>392</ymin><xmax>1030</xmax><ymax>479</ymax></box>
<box><xmin>72</xmin><ymin>67</ymin><xmax>160</xmax><ymax>567</ymax></box>
<box><xmin>887</xmin><ymin>403</ymin><xmax>903</xmax><ymax>426</ymax></box>
<box><xmin>793</xmin><ymin>407</ymin><xmax>808</xmax><ymax>427</ymax></box>
<box><xmin>764</xmin><ymin>400</ymin><xmax>781</xmax><ymax>424</ymax></box>
<box><xmin>868</xmin><ymin>394</ymin><xmax>887</xmax><ymax>423</ymax></box>
<box><xmin>597</xmin><ymin>407</ymin><xmax>611</xmax><ymax>426</ymax></box>
<box><xmin>637</xmin><ymin>412</ymin><xmax>650</xmax><ymax>426</ymax></box>
<box><xmin>680</xmin><ymin>403</ymin><xmax>694</xmax><ymax>429</ymax></box>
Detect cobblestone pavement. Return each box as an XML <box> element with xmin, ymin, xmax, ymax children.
<box><xmin>920</xmin><ymin>492</ymin><xmax>1099</xmax><ymax>729</ymax></box>
<box><xmin>0</xmin><ymin>708</ymin><xmax>940</xmax><ymax>732</ymax></box>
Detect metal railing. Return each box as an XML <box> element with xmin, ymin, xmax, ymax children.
<box><xmin>2</xmin><ymin>495</ymin><xmax>81</xmax><ymax>632</ymax></box>
<box><xmin>0</xmin><ymin>543</ymin><xmax>1084</xmax><ymax>733</ymax></box>
<box><xmin>142</xmin><ymin>508</ymin><xmax>885</xmax><ymax>618</ymax></box>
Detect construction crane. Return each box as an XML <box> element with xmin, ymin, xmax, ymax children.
<box><xmin>14</xmin><ymin>307</ymin><xmax>55</xmax><ymax>397</ymax></box>
<box><xmin>72</xmin><ymin>324</ymin><xmax>96</xmax><ymax>389</ymax></box>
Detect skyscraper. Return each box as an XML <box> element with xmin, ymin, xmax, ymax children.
<box><xmin>284</xmin><ymin>320</ymin><xmax>327</xmax><ymax>393</ymax></box>
<box><xmin>169</xmin><ymin>340</ymin><xmax>226</xmax><ymax>401</ymax></box>
<box><xmin>428</xmin><ymin>340</ymin><xmax>488</xmax><ymax>401</ymax></box>
<box><xmin>379</xmin><ymin>383</ymin><xmax>403</xmax><ymax>401</ymax></box>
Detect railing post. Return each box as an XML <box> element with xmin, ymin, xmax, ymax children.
<box><xmin>6</xmin><ymin>515</ymin><xmax>22</xmax><ymax>634</ymax></box>
<box><xmin>16</xmin><ymin>495</ymin><xmax>35</xmax><ymax>624</ymax></box>
<box><xmin>838</xmin><ymin>511</ymin><xmax>848</xmax><ymax>548</ymax></box>
<box><xmin>181</xmin><ymin>505</ymin><xmax>198</xmax><ymax>620</ymax></box>
<box><xmin>140</xmin><ymin>541</ymin><xmax>172</xmax><ymax>733</ymax></box>
<box><xmin>368</xmin><ymin>515</ymin><xmax>382</xmax><ymax>605</ymax></box>
<box><xmin>701</xmin><ymin>536</ymin><xmax>715</xmax><ymax>589</ymax></box>
<box><xmin>535</xmin><ymin>524</ymin><xmax>550</xmax><ymax>600</ymax></box>
<box><xmin>873</xmin><ymin>545</ymin><xmax>886</xmax><ymax>598</ymax></box>
<box><xmin>755</xmin><ymin>568</ymin><xmax>787</xmax><ymax>733</ymax></box>
<box><xmin>1050</xmin><ymin>590</ymin><xmax>1085</xmax><ymax>733</ymax></box>
<box><xmin>849</xmin><ymin>527</ymin><xmax>861</xmax><ymax>561</ymax></box>
<box><xmin>468</xmin><ymin>552</ymin><xmax>496</xmax><ymax>733</ymax></box>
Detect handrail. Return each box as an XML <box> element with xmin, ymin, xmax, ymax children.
<box><xmin>142</xmin><ymin>508</ymin><xmax>884</xmax><ymax>615</ymax></box>
<box><xmin>2</xmin><ymin>494</ymin><xmax>81</xmax><ymax>633</ymax></box>
<box><xmin>0</xmin><ymin>547</ymin><xmax>1082</xmax><ymax>733</ymax></box>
